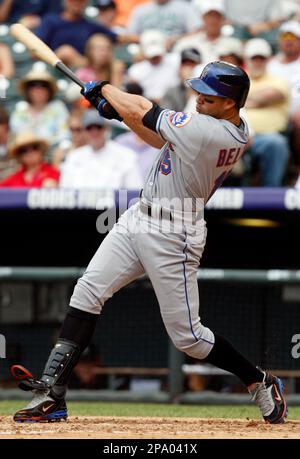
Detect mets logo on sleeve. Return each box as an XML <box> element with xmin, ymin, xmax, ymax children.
<box><xmin>169</xmin><ymin>112</ymin><xmax>192</xmax><ymax>128</ymax></box>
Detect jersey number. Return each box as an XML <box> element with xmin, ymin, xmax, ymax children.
<box><xmin>160</xmin><ymin>147</ymin><xmax>172</xmax><ymax>175</ymax></box>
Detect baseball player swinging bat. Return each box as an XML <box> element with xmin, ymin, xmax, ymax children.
<box><xmin>8</xmin><ymin>28</ymin><xmax>288</xmax><ymax>426</ymax></box>
<box><xmin>10</xmin><ymin>23</ymin><xmax>85</xmax><ymax>89</ymax></box>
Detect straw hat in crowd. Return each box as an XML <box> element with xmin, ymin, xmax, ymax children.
<box><xmin>9</xmin><ymin>132</ymin><xmax>49</xmax><ymax>157</ymax></box>
<box><xmin>17</xmin><ymin>69</ymin><xmax>59</xmax><ymax>97</ymax></box>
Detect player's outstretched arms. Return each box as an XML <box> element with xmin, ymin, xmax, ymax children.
<box><xmin>82</xmin><ymin>81</ymin><xmax>165</xmax><ymax>149</ymax></box>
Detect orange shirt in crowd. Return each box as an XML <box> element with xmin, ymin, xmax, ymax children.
<box><xmin>0</xmin><ymin>162</ymin><xmax>60</xmax><ymax>188</ymax></box>
<box><xmin>114</xmin><ymin>0</ymin><xmax>150</xmax><ymax>27</ymax></box>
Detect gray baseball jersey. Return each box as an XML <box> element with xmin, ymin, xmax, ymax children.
<box><xmin>70</xmin><ymin>110</ymin><xmax>249</xmax><ymax>360</ymax></box>
<box><xmin>143</xmin><ymin>110</ymin><xmax>249</xmax><ymax>207</ymax></box>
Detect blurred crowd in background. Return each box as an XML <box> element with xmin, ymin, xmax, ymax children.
<box><xmin>1</xmin><ymin>0</ymin><xmax>300</xmax><ymax>189</ymax></box>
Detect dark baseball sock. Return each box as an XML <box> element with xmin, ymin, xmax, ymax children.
<box><xmin>59</xmin><ymin>306</ymin><xmax>98</xmax><ymax>351</ymax></box>
<box><xmin>205</xmin><ymin>333</ymin><xmax>264</xmax><ymax>387</ymax></box>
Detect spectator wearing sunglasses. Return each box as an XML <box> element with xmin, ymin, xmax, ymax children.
<box><xmin>52</xmin><ymin>109</ymin><xmax>88</xmax><ymax>169</ymax></box>
<box><xmin>0</xmin><ymin>132</ymin><xmax>59</xmax><ymax>188</ymax></box>
<box><xmin>60</xmin><ymin>109</ymin><xmax>142</xmax><ymax>190</ymax></box>
<box><xmin>10</xmin><ymin>69</ymin><xmax>70</xmax><ymax>148</ymax></box>
<box><xmin>267</xmin><ymin>21</ymin><xmax>300</xmax><ymax>164</ymax></box>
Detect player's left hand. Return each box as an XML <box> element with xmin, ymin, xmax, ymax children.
<box><xmin>81</xmin><ymin>80</ymin><xmax>109</xmax><ymax>109</ymax></box>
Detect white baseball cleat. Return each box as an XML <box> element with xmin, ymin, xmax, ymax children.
<box><xmin>248</xmin><ymin>371</ymin><xmax>287</xmax><ymax>424</ymax></box>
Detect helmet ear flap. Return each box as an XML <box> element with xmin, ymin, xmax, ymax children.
<box><xmin>218</xmin><ymin>73</ymin><xmax>250</xmax><ymax>108</ymax></box>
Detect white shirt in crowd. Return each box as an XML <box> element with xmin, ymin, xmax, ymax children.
<box><xmin>224</xmin><ymin>0</ymin><xmax>284</xmax><ymax>26</ymax></box>
<box><xmin>127</xmin><ymin>0</ymin><xmax>201</xmax><ymax>36</ymax></box>
<box><xmin>127</xmin><ymin>53</ymin><xmax>180</xmax><ymax>101</ymax></box>
<box><xmin>60</xmin><ymin>141</ymin><xmax>143</xmax><ymax>190</ymax></box>
<box><xmin>267</xmin><ymin>57</ymin><xmax>300</xmax><ymax>114</ymax></box>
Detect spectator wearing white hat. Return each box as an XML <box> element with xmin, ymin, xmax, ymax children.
<box><xmin>60</xmin><ymin>110</ymin><xmax>142</xmax><ymax>190</ymax></box>
<box><xmin>244</xmin><ymin>38</ymin><xmax>290</xmax><ymax>186</ymax></box>
<box><xmin>126</xmin><ymin>30</ymin><xmax>180</xmax><ymax>102</ymax></box>
<box><xmin>216</xmin><ymin>37</ymin><xmax>244</xmax><ymax>67</ymax></box>
<box><xmin>267</xmin><ymin>21</ymin><xmax>300</xmax><ymax>162</ymax></box>
<box><xmin>173</xmin><ymin>0</ymin><xmax>231</xmax><ymax>65</ymax></box>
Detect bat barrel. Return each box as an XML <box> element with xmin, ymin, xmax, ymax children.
<box><xmin>10</xmin><ymin>23</ymin><xmax>86</xmax><ymax>91</ymax></box>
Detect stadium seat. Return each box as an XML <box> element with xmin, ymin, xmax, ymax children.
<box><xmin>0</xmin><ymin>79</ymin><xmax>21</xmax><ymax>113</ymax></box>
<box><xmin>0</xmin><ymin>24</ymin><xmax>11</xmax><ymax>45</ymax></box>
<box><xmin>114</xmin><ymin>44</ymin><xmax>135</xmax><ymax>66</ymax></box>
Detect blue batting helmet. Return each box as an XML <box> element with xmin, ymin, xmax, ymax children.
<box><xmin>186</xmin><ymin>61</ymin><xmax>250</xmax><ymax>108</ymax></box>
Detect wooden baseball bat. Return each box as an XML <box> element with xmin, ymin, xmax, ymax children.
<box><xmin>10</xmin><ymin>23</ymin><xmax>85</xmax><ymax>89</ymax></box>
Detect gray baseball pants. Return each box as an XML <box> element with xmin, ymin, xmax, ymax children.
<box><xmin>70</xmin><ymin>202</ymin><xmax>215</xmax><ymax>359</ymax></box>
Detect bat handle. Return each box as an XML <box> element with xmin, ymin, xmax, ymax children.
<box><xmin>56</xmin><ymin>61</ymin><xmax>85</xmax><ymax>89</ymax></box>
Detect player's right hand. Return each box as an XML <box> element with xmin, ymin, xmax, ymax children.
<box><xmin>81</xmin><ymin>82</ymin><xmax>123</xmax><ymax>121</ymax></box>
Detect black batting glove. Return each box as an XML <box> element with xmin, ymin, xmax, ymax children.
<box><xmin>81</xmin><ymin>80</ymin><xmax>109</xmax><ymax>109</ymax></box>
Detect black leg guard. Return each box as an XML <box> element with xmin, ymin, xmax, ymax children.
<box><xmin>38</xmin><ymin>338</ymin><xmax>81</xmax><ymax>398</ymax></box>
<box><xmin>17</xmin><ymin>307</ymin><xmax>98</xmax><ymax>398</ymax></box>
<box><xmin>17</xmin><ymin>339</ymin><xmax>80</xmax><ymax>398</ymax></box>
<box><xmin>39</xmin><ymin>308</ymin><xmax>98</xmax><ymax>399</ymax></box>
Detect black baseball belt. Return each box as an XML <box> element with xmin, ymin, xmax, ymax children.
<box><xmin>139</xmin><ymin>199</ymin><xmax>173</xmax><ymax>222</ymax></box>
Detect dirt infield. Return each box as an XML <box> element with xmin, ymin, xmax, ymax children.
<box><xmin>0</xmin><ymin>416</ymin><xmax>299</xmax><ymax>439</ymax></box>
